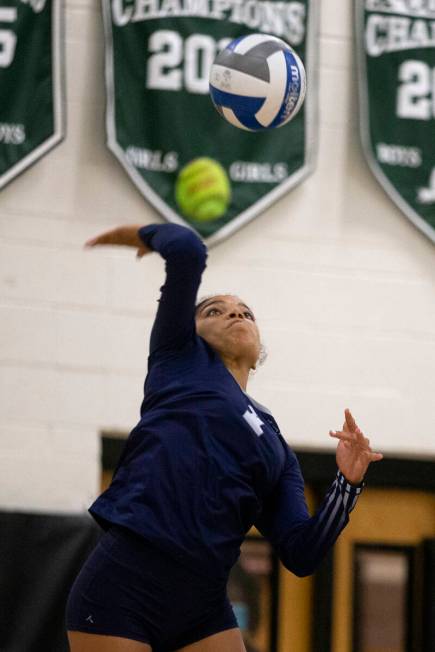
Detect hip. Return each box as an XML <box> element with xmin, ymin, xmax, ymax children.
<box><xmin>71</xmin><ymin>523</ymin><xmax>228</xmax><ymax>600</ymax></box>
<box><xmin>66</xmin><ymin>524</ymin><xmax>237</xmax><ymax>650</ymax></box>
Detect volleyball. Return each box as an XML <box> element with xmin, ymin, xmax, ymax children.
<box><xmin>209</xmin><ymin>34</ymin><xmax>306</xmax><ymax>132</ymax></box>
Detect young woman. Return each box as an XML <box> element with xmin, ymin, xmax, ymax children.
<box><xmin>66</xmin><ymin>223</ymin><xmax>383</xmax><ymax>652</ymax></box>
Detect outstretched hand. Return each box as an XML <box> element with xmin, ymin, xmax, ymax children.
<box><xmin>329</xmin><ymin>409</ymin><xmax>383</xmax><ymax>485</ymax></box>
<box><xmin>85</xmin><ymin>225</ymin><xmax>152</xmax><ymax>259</ymax></box>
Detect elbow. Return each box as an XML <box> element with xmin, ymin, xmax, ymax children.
<box><xmin>289</xmin><ymin>564</ymin><xmax>316</xmax><ymax>578</ymax></box>
<box><xmin>279</xmin><ymin>548</ymin><xmax>318</xmax><ymax>577</ymax></box>
<box><xmin>282</xmin><ymin>558</ymin><xmax>317</xmax><ymax>578</ymax></box>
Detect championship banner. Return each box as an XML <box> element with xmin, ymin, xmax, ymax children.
<box><xmin>356</xmin><ymin>0</ymin><xmax>435</xmax><ymax>243</ymax></box>
<box><xmin>103</xmin><ymin>1</ymin><xmax>317</xmax><ymax>246</ymax></box>
<box><xmin>0</xmin><ymin>0</ymin><xmax>64</xmax><ymax>190</ymax></box>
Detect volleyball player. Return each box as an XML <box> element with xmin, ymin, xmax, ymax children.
<box><xmin>66</xmin><ymin>223</ymin><xmax>383</xmax><ymax>652</ymax></box>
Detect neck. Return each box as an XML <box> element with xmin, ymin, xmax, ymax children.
<box><xmin>221</xmin><ymin>355</ymin><xmax>251</xmax><ymax>391</ymax></box>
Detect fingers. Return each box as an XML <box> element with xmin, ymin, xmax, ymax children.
<box><xmin>344</xmin><ymin>408</ymin><xmax>357</xmax><ymax>432</ymax></box>
<box><xmin>84</xmin><ymin>229</ymin><xmax>118</xmax><ymax>247</ymax></box>
<box><xmin>329</xmin><ymin>430</ymin><xmax>383</xmax><ymax>461</ymax></box>
<box><xmin>85</xmin><ymin>235</ymin><xmax>151</xmax><ymax>259</ymax></box>
<box><xmin>330</xmin><ymin>430</ymin><xmax>354</xmax><ymax>443</ymax></box>
<box><xmin>84</xmin><ymin>226</ymin><xmax>152</xmax><ymax>256</ymax></box>
<box><xmin>136</xmin><ymin>246</ymin><xmax>149</xmax><ymax>259</ymax></box>
<box><xmin>355</xmin><ymin>427</ymin><xmax>370</xmax><ymax>447</ymax></box>
<box><xmin>330</xmin><ymin>428</ymin><xmax>369</xmax><ymax>445</ymax></box>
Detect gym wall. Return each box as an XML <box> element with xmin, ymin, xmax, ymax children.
<box><xmin>1</xmin><ymin>0</ymin><xmax>434</xmax><ymax>515</ymax></box>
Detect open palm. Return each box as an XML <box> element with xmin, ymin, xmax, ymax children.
<box><xmin>330</xmin><ymin>409</ymin><xmax>383</xmax><ymax>485</ymax></box>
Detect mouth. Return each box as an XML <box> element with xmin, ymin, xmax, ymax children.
<box><xmin>227</xmin><ymin>320</ymin><xmax>245</xmax><ymax>328</ymax></box>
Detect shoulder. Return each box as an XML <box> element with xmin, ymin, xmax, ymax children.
<box><xmin>147</xmin><ymin>333</ymin><xmax>216</xmax><ymax>370</ymax></box>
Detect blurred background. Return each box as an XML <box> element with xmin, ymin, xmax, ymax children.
<box><xmin>0</xmin><ymin>1</ymin><xmax>434</xmax><ymax>651</ymax></box>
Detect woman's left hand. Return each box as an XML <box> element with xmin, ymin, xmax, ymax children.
<box><xmin>329</xmin><ymin>409</ymin><xmax>383</xmax><ymax>485</ymax></box>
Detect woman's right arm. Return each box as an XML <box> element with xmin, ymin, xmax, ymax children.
<box><xmin>85</xmin><ymin>222</ymin><xmax>208</xmax><ymax>360</ymax></box>
<box><xmin>137</xmin><ymin>223</ymin><xmax>208</xmax><ymax>358</ymax></box>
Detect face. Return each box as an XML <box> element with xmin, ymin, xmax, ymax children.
<box><xmin>195</xmin><ymin>294</ymin><xmax>261</xmax><ymax>369</ymax></box>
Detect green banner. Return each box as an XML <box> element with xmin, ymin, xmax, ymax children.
<box><xmin>356</xmin><ymin>0</ymin><xmax>435</xmax><ymax>243</ymax></box>
<box><xmin>0</xmin><ymin>0</ymin><xmax>64</xmax><ymax>190</ymax></box>
<box><xmin>103</xmin><ymin>0</ymin><xmax>317</xmax><ymax>246</ymax></box>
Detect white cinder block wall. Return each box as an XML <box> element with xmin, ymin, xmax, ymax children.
<box><xmin>1</xmin><ymin>1</ymin><xmax>434</xmax><ymax>513</ymax></box>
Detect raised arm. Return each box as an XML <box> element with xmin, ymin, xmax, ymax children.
<box><xmin>137</xmin><ymin>223</ymin><xmax>207</xmax><ymax>359</ymax></box>
<box><xmin>85</xmin><ymin>222</ymin><xmax>207</xmax><ymax>360</ymax></box>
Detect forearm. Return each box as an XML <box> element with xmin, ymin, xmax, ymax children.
<box><xmin>276</xmin><ymin>471</ymin><xmax>363</xmax><ymax>577</ymax></box>
<box><xmin>138</xmin><ymin>223</ymin><xmax>207</xmax><ymax>357</ymax></box>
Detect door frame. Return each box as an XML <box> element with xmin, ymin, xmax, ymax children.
<box><xmin>296</xmin><ymin>451</ymin><xmax>435</xmax><ymax>652</ymax></box>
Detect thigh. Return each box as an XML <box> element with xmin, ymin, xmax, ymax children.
<box><xmin>66</xmin><ymin>525</ymin><xmax>239</xmax><ymax>651</ymax></box>
<box><xmin>67</xmin><ymin>630</ymin><xmax>152</xmax><ymax>651</ymax></box>
<box><xmin>174</xmin><ymin>628</ymin><xmax>246</xmax><ymax>652</ymax></box>
<box><xmin>65</xmin><ymin>528</ymin><xmax>156</xmax><ymax>646</ymax></box>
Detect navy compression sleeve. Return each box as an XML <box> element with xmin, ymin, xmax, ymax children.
<box><xmin>138</xmin><ymin>224</ymin><xmax>207</xmax><ymax>358</ymax></box>
<box><xmin>254</xmin><ymin>446</ymin><xmax>363</xmax><ymax>577</ymax></box>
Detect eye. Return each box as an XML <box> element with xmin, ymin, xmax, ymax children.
<box><xmin>204</xmin><ymin>307</ymin><xmax>254</xmax><ymax>320</ymax></box>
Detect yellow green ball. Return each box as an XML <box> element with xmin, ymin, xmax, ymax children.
<box><xmin>175</xmin><ymin>158</ymin><xmax>231</xmax><ymax>222</ymax></box>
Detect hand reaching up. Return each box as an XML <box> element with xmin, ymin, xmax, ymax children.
<box><xmin>85</xmin><ymin>225</ymin><xmax>152</xmax><ymax>259</ymax></box>
<box><xmin>329</xmin><ymin>409</ymin><xmax>383</xmax><ymax>485</ymax></box>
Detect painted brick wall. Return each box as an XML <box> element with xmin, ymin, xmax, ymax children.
<box><xmin>0</xmin><ymin>0</ymin><xmax>434</xmax><ymax>512</ymax></box>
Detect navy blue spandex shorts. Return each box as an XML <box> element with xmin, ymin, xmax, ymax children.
<box><xmin>65</xmin><ymin>524</ymin><xmax>238</xmax><ymax>651</ymax></box>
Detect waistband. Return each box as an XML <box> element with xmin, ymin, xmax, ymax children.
<box><xmin>105</xmin><ymin>523</ymin><xmax>229</xmax><ymax>588</ymax></box>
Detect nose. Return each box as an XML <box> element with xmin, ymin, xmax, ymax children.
<box><xmin>228</xmin><ymin>309</ymin><xmax>244</xmax><ymax>319</ymax></box>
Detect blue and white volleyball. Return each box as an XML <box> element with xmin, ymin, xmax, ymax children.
<box><xmin>209</xmin><ymin>34</ymin><xmax>306</xmax><ymax>132</ymax></box>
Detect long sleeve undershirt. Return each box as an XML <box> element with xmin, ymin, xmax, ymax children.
<box><xmin>89</xmin><ymin>223</ymin><xmax>364</xmax><ymax>579</ymax></box>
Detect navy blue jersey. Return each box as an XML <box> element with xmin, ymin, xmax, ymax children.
<box><xmin>89</xmin><ymin>223</ymin><xmax>363</xmax><ymax>580</ymax></box>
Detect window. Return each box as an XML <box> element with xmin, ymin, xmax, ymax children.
<box><xmin>353</xmin><ymin>544</ymin><xmax>415</xmax><ymax>652</ymax></box>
